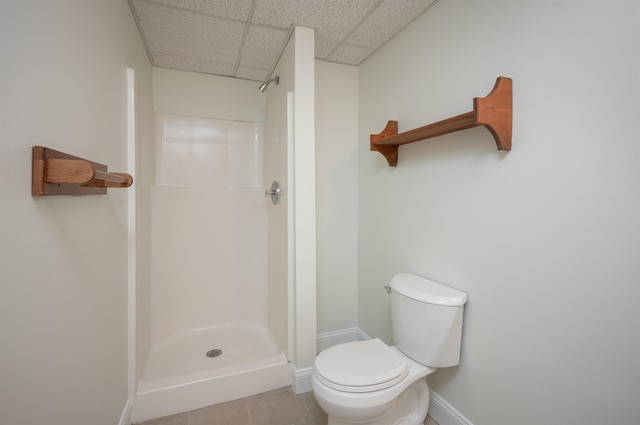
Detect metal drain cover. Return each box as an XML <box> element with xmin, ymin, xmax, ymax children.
<box><xmin>206</xmin><ymin>349</ymin><xmax>222</xmax><ymax>358</ymax></box>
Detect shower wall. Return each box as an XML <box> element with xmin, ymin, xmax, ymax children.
<box><xmin>149</xmin><ymin>114</ymin><xmax>267</xmax><ymax>345</ymax></box>
<box><xmin>136</xmin><ymin>68</ymin><xmax>279</xmax><ymax>383</ymax></box>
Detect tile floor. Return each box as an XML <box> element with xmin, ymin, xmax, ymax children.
<box><xmin>136</xmin><ymin>387</ymin><xmax>439</xmax><ymax>425</ymax></box>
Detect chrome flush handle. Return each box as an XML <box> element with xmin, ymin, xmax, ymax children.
<box><xmin>384</xmin><ymin>285</ymin><xmax>391</xmax><ymax>294</ymax></box>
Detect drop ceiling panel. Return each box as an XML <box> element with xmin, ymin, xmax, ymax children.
<box><xmin>128</xmin><ymin>0</ymin><xmax>437</xmax><ymax>81</ymax></box>
<box><xmin>252</xmin><ymin>0</ymin><xmax>378</xmax><ymax>40</ymax></box>
<box><xmin>315</xmin><ymin>37</ymin><xmax>340</xmax><ymax>60</ymax></box>
<box><xmin>347</xmin><ymin>0</ymin><xmax>436</xmax><ymax>49</ymax></box>
<box><xmin>240</xmin><ymin>25</ymin><xmax>290</xmax><ymax>69</ymax></box>
<box><xmin>133</xmin><ymin>0</ymin><xmax>244</xmax><ymax>62</ymax></box>
<box><xmin>327</xmin><ymin>44</ymin><xmax>374</xmax><ymax>66</ymax></box>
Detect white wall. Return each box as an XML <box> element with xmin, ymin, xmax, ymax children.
<box><xmin>358</xmin><ymin>1</ymin><xmax>639</xmax><ymax>424</ymax></box>
<box><xmin>315</xmin><ymin>60</ymin><xmax>359</xmax><ymax>334</ymax></box>
<box><xmin>0</xmin><ymin>1</ymin><xmax>152</xmax><ymax>424</ymax></box>
<box><xmin>152</xmin><ymin>67</ymin><xmax>265</xmax><ymax>122</ymax></box>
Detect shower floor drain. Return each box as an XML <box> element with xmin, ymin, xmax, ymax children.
<box><xmin>206</xmin><ymin>349</ymin><xmax>223</xmax><ymax>358</ymax></box>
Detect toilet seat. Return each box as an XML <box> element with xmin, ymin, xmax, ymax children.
<box><xmin>313</xmin><ymin>338</ymin><xmax>408</xmax><ymax>393</ymax></box>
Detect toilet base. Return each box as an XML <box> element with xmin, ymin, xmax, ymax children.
<box><xmin>325</xmin><ymin>378</ymin><xmax>430</xmax><ymax>425</ymax></box>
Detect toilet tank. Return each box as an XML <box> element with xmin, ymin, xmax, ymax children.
<box><xmin>390</xmin><ymin>273</ymin><xmax>468</xmax><ymax>368</ymax></box>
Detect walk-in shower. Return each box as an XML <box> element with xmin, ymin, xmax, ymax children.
<box><xmin>131</xmin><ymin>26</ymin><xmax>317</xmax><ymax>423</ymax></box>
<box><xmin>134</xmin><ymin>113</ymin><xmax>290</xmax><ymax>422</ymax></box>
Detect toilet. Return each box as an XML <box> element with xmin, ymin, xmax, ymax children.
<box><xmin>312</xmin><ymin>273</ymin><xmax>468</xmax><ymax>425</ymax></box>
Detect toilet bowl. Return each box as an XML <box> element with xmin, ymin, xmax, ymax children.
<box><xmin>312</xmin><ymin>273</ymin><xmax>467</xmax><ymax>425</ymax></box>
<box><xmin>312</xmin><ymin>339</ymin><xmax>435</xmax><ymax>425</ymax></box>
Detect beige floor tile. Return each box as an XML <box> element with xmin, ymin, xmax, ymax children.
<box><xmin>246</xmin><ymin>387</ymin><xmax>310</xmax><ymax>425</ymax></box>
<box><xmin>298</xmin><ymin>391</ymin><xmax>328</xmax><ymax>425</ymax></box>
<box><xmin>424</xmin><ymin>414</ymin><xmax>439</xmax><ymax>425</ymax></box>
<box><xmin>138</xmin><ymin>411</ymin><xmax>189</xmax><ymax>425</ymax></box>
<box><xmin>135</xmin><ymin>387</ymin><xmax>439</xmax><ymax>425</ymax></box>
<box><xmin>188</xmin><ymin>399</ymin><xmax>251</xmax><ymax>425</ymax></box>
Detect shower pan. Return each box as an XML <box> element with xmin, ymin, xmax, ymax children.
<box><xmin>136</xmin><ymin>324</ymin><xmax>288</xmax><ymax>421</ymax></box>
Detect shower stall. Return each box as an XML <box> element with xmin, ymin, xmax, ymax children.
<box><xmin>130</xmin><ymin>25</ymin><xmax>316</xmax><ymax>424</ymax></box>
<box><xmin>134</xmin><ymin>112</ymin><xmax>290</xmax><ymax>421</ymax></box>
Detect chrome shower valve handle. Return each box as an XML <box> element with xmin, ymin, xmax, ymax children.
<box><xmin>266</xmin><ymin>180</ymin><xmax>284</xmax><ymax>204</ymax></box>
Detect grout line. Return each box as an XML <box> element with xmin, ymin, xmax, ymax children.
<box><xmin>234</xmin><ymin>0</ymin><xmax>258</xmax><ymax>76</ymax></box>
<box><xmin>245</xmin><ymin>399</ymin><xmax>254</xmax><ymax>424</ymax></box>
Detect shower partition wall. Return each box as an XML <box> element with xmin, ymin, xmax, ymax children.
<box><xmin>134</xmin><ymin>114</ymin><xmax>289</xmax><ymax>422</ymax></box>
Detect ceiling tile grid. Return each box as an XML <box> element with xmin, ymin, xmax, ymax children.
<box><xmin>252</xmin><ymin>0</ymin><xmax>378</xmax><ymax>40</ymax></box>
<box><xmin>315</xmin><ymin>36</ymin><xmax>340</xmax><ymax>61</ymax></box>
<box><xmin>152</xmin><ymin>52</ymin><xmax>237</xmax><ymax>76</ymax></box>
<box><xmin>129</xmin><ymin>0</ymin><xmax>437</xmax><ymax>82</ymax></box>
<box><xmin>236</xmin><ymin>66</ymin><xmax>270</xmax><ymax>82</ymax></box>
<box><xmin>327</xmin><ymin>43</ymin><xmax>374</xmax><ymax>66</ymax></box>
<box><xmin>152</xmin><ymin>0</ymin><xmax>253</xmax><ymax>21</ymax></box>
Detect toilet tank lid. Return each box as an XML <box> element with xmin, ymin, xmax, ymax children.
<box><xmin>390</xmin><ymin>273</ymin><xmax>468</xmax><ymax>306</ymax></box>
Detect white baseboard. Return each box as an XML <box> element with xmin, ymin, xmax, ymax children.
<box><xmin>290</xmin><ymin>364</ymin><xmax>313</xmax><ymax>394</ymax></box>
<box><xmin>429</xmin><ymin>391</ymin><xmax>473</xmax><ymax>425</ymax></box>
<box><xmin>118</xmin><ymin>398</ymin><xmax>132</xmax><ymax>425</ymax></box>
<box><xmin>317</xmin><ymin>327</ymin><xmax>370</xmax><ymax>352</ymax></box>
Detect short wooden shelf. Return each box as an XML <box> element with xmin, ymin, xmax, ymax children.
<box><xmin>32</xmin><ymin>146</ymin><xmax>133</xmax><ymax>196</ymax></box>
<box><xmin>370</xmin><ymin>77</ymin><xmax>512</xmax><ymax>166</ymax></box>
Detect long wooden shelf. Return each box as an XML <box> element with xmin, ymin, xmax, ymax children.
<box><xmin>370</xmin><ymin>77</ymin><xmax>512</xmax><ymax>166</ymax></box>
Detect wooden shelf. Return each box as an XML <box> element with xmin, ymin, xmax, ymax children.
<box><xmin>370</xmin><ymin>77</ymin><xmax>512</xmax><ymax>166</ymax></box>
<box><xmin>32</xmin><ymin>146</ymin><xmax>133</xmax><ymax>196</ymax></box>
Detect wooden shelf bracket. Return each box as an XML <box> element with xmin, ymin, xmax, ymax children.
<box><xmin>370</xmin><ymin>76</ymin><xmax>512</xmax><ymax>166</ymax></box>
<box><xmin>32</xmin><ymin>146</ymin><xmax>133</xmax><ymax>196</ymax></box>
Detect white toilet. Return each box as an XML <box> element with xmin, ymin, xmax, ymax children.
<box><xmin>312</xmin><ymin>273</ymin><xmax>468</xmax><ymax>425</ymax></box>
